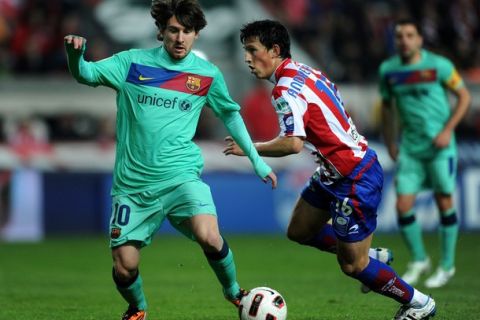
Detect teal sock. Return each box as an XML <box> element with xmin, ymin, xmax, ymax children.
<box><xmin>205</xmin><ymin>239</ymin><xmax>240</xmax><ymax>299</ymax></box>
<box><xmin>113</xmin><ymin>269</ymin><xmax>147</xmax><ymax>310</ymax></box>
<box><xmin>440</xmin><ymin>209</ymin><xmax>458</xmax><ymax>270</ymax></box>
<box><xmin>398</xmin><ymin>211</ymin><xmax>427</xmax><ymax>261</ymax></box>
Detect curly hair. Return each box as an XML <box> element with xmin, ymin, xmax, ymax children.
<box><xmin>151</xmin><ymin>0</ymin><xmax>207</xmax><ymax>41</ymax></box>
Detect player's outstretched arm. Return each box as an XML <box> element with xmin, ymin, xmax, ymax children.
<box><xmin>63</xmin><ymin>35</ymin><xmax>96</xmax><ymax>85</ymax></box>
<box><xmin>224</xmin><ymin>135</ymin><xmax>303</xmax><ymax>158</ymax></box>
<box><xmin>220</xmin><ymin>111</ymin><xmax>277</xmax><ymax>188</ymax></box>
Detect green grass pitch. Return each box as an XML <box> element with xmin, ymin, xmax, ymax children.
<box><xmin>1</xmin><ymin>233</ymin><xmax>479</xmax><ymax>319</ymax></box>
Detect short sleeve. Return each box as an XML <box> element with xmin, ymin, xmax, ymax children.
<box><xmin>273</xmin><ymin>93</ymin><xmax>306</xmax><ymax>138</ymax></box>
<box><xmin>437</xmin><ymin>57</ymin><xmax>464</xmax><ymax>91</ymax></box>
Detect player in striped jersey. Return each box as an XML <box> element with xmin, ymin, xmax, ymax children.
<box><xmin>224</xmin><ymin>20</ymin><xmax>435</xmax><ymax>320</ymax></box>
<box><xmin>379</xmin><ymin>19</ymin><xmax>470</xmax><ymax>289</ymax></box>
<box><xmin>64</xmin><ymin>1</ymin><xmax>276</xmax><ymax>319</ymax></box>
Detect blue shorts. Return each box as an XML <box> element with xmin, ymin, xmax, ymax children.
<box><xmin>301</xmin><ymin>148</ymin><xmax>384</xmax><ymax>242</ymax></box>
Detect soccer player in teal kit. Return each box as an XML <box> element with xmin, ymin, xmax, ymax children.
<box><xmin>64</xmin><ymin>1</ymin><xmax>276</xmax><ymax>319</ymax></box>
<box><xmin>380</xmin><ymin>19</ymin><xmax>470</xmax><ymax>288</ymax></box>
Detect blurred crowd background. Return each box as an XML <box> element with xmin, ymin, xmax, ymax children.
<box><xmin>0</xmin><ymin>0</ymin><xmax>479</xmax><ymax>151</ymax></box>
<box><xmin>1</xmin><ymin>0</ymin><xmax>480</xmax><ymax>239</ymax></box>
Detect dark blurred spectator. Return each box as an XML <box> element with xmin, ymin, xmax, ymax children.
<box><xmin>0</xmin><ymin>170</ymin><xmax>11</xmax><ymax>234</ymax></box>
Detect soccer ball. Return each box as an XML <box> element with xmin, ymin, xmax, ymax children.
<box><xmin>239</xmin><ymin>287</ymin><xmax>287</xmax><ymax>320</ymax></box>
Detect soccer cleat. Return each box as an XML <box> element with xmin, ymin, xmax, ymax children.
<box><xmin>225</xmin><ymin>288</ymin><xmax>248</xmax><ymax>308</ymax></box>
<box><xmin>401</xmin><ymin>257</ymin><xmax>431</xmax><ymax>285</ymax></box>
<box><xmin>424</xmin><ymin>266</ymin><xmax>455</xmax><ymax>288</ymax></box>
<box><xmin>393</xmin><ymin>296</ymin><xmax>436</xmax><ymax>320</ymax></box>
<box><xmin>361</xmin><ymin>247</ymin><xmax>394</xmax><ymax>293</ymax></box>
<box><xmin>121</xmin><ymin>305</ymin><xmax>147</xmax><ymax>320</ymax></box>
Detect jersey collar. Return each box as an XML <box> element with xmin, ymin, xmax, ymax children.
<box><xmin>159</xmin><ymin>45</ymin><xmax>194</xmax><ymax>66</ymax></box>
<box><xmin>270</xmin><ymin>58</ymin><xmax>291</xmax><ymax>84</ymax></box>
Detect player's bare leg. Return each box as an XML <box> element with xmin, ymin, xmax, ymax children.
<box><xmin>286</xmin><ymin>197</ymin><xmax>331</xmax><ymax>246</ymax></box>
<box><xmin>287</xmin><ymin>197</ymin><xmax>394</xmax><ymax>291</ymax></box>
<box><xmin>185</xmin><ymin>214</ymin><xmax>246</xmax><ymax>306</ymax></box>
<box><xmin>112</xmin><ymin>243</ymin><xmax>147</xmax><ymax>320</ymax></box>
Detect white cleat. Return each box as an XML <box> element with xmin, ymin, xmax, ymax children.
<box><xmin>360</xmin><ymin>247</ymin><xmax>394</xmax><ymax>293</ymax></box>
<box><xmin>393</xmin><ymin>296</ymin><xmax>436</xmax><ymax>320</ymax></box>
<box><xmin>402</xmin><ymin>257</ymin><xmax>431</xmax><ymax>285</ymax></box>
<box><xmin>424</xmin><ymin>267</ymin><xmax>455</xmax><ymax>288</ymax></box>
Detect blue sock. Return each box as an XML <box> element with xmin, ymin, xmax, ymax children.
<box><xmin>354</xmin><ymin>258</ymin><xmax>413</xmax><ymax>304</ymax></box>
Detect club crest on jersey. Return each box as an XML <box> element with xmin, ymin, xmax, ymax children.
<box><xmin>186</xmin><ymin>76</ymin><xmax>201</xmax><ymax>92</ymax></box>
<box><xmin>110</xmin><ymin>228</ymin><xmax>121</xmax><ymax>239</ymax></box>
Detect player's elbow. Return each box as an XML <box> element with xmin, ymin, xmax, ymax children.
<box><xmin>287</xmin><ymin>136</ymin><xmax>304</xmax><ymax>154</ymax></box>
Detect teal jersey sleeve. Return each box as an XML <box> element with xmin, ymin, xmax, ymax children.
<box><xmin>65</xmin><ymin>42</ymin><xmax>130</xmax><ymax>90</ymax></box>
<box><xmin>207</xmin><ymin>69</ymin><xmax>272</xmax><ymax>178</ymax></box>
<box><xmin>221</xmin><ymin>111</ymin><xmax>272</xmax><ymax>178</ymax></box>
<box><xmin>206</xmin><ymin>69</ymin><xmax>241</xmax><ymax>114</ymax></box>
<box><xmin>437</xmin><ymin>56</ymin><xmax>464</xmax><ymax>90</ymax></box>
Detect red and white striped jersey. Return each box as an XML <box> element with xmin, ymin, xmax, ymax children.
<box><xmin>271</xmin><ymin>59</ymin><xmax>368</xmax><ymax>179</ymax></box>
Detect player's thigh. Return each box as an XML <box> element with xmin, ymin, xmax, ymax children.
<box><xmin>109</xmin><ymin>192</ymin><xmax>165</xmax><ymax>248</ymax></box>
<box><xmin>288</xmin><ymin>196</ymin><xmax>331</xmax><ymax>239</ymax></box>
<box><xmin>396</xmin><ymin>193</ymin><xmax>416</xmax><ymax>214</ymax></box>
<box><xmin>182</xmin><ymin>214</ymin><xmax>222</xmax><ymax>250</ymax></box>
<box><xmin>428</xmin><ymin>155</ymin><xmax>457</xmax><ymax>194</ymax></box>
<box><xmin>112</xmin><ymin>243</ymin><xmax>141</xmax><ymax>274</ymax></box>
<box><xmin>396</xmin><ymin>152</ymin><xmax>426</xmax><ymax>194</ymax></box>
<box><xmin>164</xmin><ymin>179</ymin><xmax>217</xmax><ymax>241</ymax></box>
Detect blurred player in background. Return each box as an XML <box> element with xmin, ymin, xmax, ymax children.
<box><xmin>64</xmin><ymin>1</ymin><xmax>276</xmax><ymax>319</ymax></box>
<box><xmin>224</xmin><ymin>19</ymin><xmax>435</xmax><ymax>320</ymax></box>
<box><xmin>379</xmin><ymin>19</ymin><xmax>471</xmax><ymax>288</ymax></box>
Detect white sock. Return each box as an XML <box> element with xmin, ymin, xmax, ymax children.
<box><xmin>409</xmin><ymin>289</ymin><xmax>430</xmax><ymax>308</ymax></box>
<box><xmin>368</xmin><ymin>248</ymin><xmax>376</xmax><ymax>259</ymax></box>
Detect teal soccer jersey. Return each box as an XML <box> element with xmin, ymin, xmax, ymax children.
<box><xmin>66</xmin><ymin>45</ymin><xmax>271</xmax><ymax>195</ymax></box>
<box><xmin>379</xmin><ymin>49</ymin><xmax>464</xmax><ymax>157</ymax></box>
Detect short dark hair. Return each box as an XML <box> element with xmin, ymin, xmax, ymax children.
<box><xmin>151</xmin><ymin>0</ymin><xmax>207</xmax><ymax>40</ymax></box>
<box><xmin>395</xmin><ymin>18</ymin><xmax>422</xmax><ymax>36</ymax></box>
<box><xmin>240</xmin><ymin>20</ymin><xmax>291</xmax><ymax>59</ymax></box>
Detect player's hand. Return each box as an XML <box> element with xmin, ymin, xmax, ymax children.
<box><xmin>223</xmin><ymin>136</ymin><xmax>245</xmax><ymax>156</ymax></box>
<box><xmin>64</xmin><ymin>35</ymin><xmax>86</xmax><ymax>50</ymax></box>
<box><xmin>433</xmin><ymin>129</ymin><xmax>452</xmax><ymax>149</ymax></box>
<box><xmin>263</xmin><ymin>170</ymin><xmax>278</xmax><ymax>189</ymax></box>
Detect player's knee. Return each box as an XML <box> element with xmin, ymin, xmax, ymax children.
<box><xmin>396</xmin><ymin>200</ymin><xmax>413</xmax><ymax>214</ymax></box>
<box><xmin>338</xmin><ymin>256</ymin><xmax>368</xmax><ymax>277</ymax></box>
<box><xmin>196</xmin><ymin>231</ymin><xmax>222</xmax><ymax>251</ymax></box>
<box><xmin>113</xmin><ymin>263</ymin><xmax>137</xmax><ymax>283</ymax></box>
<box><xmin>339</xmin><ymin>262</ymin><xmax>362</xmax><ymax>277</ymax></box>
<box><xmin>286</xmin><ymin>225</ymin><xmax>308</xmax><ymax>243</ymax></box>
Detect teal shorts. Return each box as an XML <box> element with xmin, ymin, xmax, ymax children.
<box><xmin>395</xmin><ymin>151</ymin><xmax>457</xmax><ymax>195</ymax></box>
<box><xmin>109</xmin><ymin>178</ymin><xmax>217</xmax><ymax>248</ymax></box>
